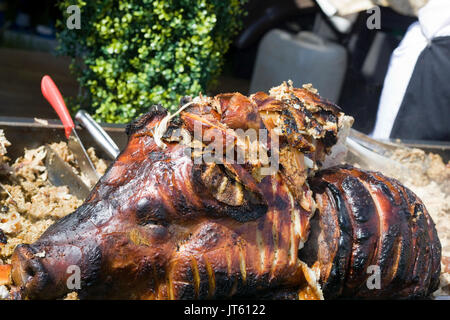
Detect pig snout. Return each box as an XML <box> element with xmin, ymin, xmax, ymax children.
<box><xmin>11</xmin><ymin>204</ymin><xmax>105</xmax><ymax>299</ymax></box>
<box><xmin>11</xmin><ymin>241</ymin><xmax>92</xmax><ymax>299</ymax></box>
<box><xmin>11</xmin><ymin>244</ymin><xmax>50</xmax><ymax>299</ymax></box>
<box><xmin>11</xmin><ymin>242</ymin><xmax>103</xmax><ymax>299</ymax></box>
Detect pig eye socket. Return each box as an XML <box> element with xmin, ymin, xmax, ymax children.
<box><xmin>143</xmin><ymin>222</ymin><xmax>168</xmax><ymax>240</ymax></box>
<box><xmin>143</xmin><ymin>219</ymin><xmax>165</xmax><ymax>226</ymax></box>
<box><xmin>139</xmin><ymin>212</ymin><xmax>169</xmax><ymax>228</ymax></box>
<box><xmin>136</xmin><ymin>198</ymin><xmax>167</xmax><ymax>225</ymax></box>
<box><xmin>137</xmin><ymin>215</ymin><xmax>167</xmax><ymax>227</ymax></box>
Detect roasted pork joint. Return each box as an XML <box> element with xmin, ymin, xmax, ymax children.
<box><xmin>9</xmin><ymin>82</ymin><xmax>441</xmax><ymax>300</ymax></box>
<box><xmin>302</xmin><ymin>165</ymin><xmax>441</xmax><ymax>299</ymax></box>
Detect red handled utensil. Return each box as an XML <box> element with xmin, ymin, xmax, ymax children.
<box><xmin>41</xmin><ymin>75</ymin><xmax>99</xmax><ymax>187</ymax></box>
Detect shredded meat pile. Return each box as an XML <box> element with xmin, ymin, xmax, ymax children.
<box><xmin>387</xmin><ymin>148</ymin><xmax>449</xmax><ymax>296</ymax></box>
<box><xmin>0</xmin><ymin>130</ymin><xmax>107</xmax><ymax>299</ymax></box>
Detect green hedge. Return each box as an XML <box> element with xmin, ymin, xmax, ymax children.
<box><xmin>57</xmin><ymin>0</ymin><xmax>246</xmax><ymax>123</ymax></box>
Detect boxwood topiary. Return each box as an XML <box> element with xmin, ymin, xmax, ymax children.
<box><xmin>57</xmin><ymin>0</ymin><xmax>246</xmax><ymax>123</ymax></box>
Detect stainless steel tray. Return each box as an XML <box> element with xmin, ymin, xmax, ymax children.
<box><xmin>0</xmin><ymin>116</ymin><xmax>127</xmax><ymax>160</ymax></box>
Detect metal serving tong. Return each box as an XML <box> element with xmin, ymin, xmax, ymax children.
<box><xmin>41</xmin><ymin>76</ymin><xmax>121</xmax><ymax>198</ymax></box>
<box><xmin>41</xmin><ymin>75</ymin><xmax>99</xmax><ymax>187</ymax></box>
<box><xmin>44</xmin><ymin>145</ymin><xmax>91</xmax><ymax>199</ymax></box>
<box><xmin>75</xmin><ymin>110</ymin><xmax>120</xmax><ymax>160</ymax></box>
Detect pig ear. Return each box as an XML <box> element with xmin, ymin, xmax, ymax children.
<box><xmin>192</xmin><ymin>162</ymin><xmax>267</xmax><ymax>222</ymax></box>
<box><xmin>292</xmin><ymin>87</ymin><xmax>342</xmax><ymax>113</ymax></box>
<box><xmin>125</xmin><ymin>104</ymin><xmax>168</xmax><ymax>137</ymax></box>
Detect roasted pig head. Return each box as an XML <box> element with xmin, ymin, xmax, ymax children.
<box><xmin>11</xmin><ymin>83</ymin><xmax>347</xmax><ymax>299</ymax></box>
<box><xmin>9</xmin><ymin>82</ymin><xmax>440</xmax><ymax>300</ymax></box>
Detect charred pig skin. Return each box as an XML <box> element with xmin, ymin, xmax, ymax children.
<box><xmin>302</xmin><ymin>165</ymin><xmax>441</xmax><ymax>299</ymax></box>
<box><xmin>9</xmin><ymin>83</ymin><xmax>441</xmax><ymax>299</ymax></box>
<box><xmin>11</xmin><ymin>84</ymin><xmax>340</xmax><ymax>299</ymax></box>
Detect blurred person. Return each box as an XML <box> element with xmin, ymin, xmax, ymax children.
<box><xmin>371</xmin><ymin>0</ymin><xmax>450</xmax><ymax>141</ymax></box>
